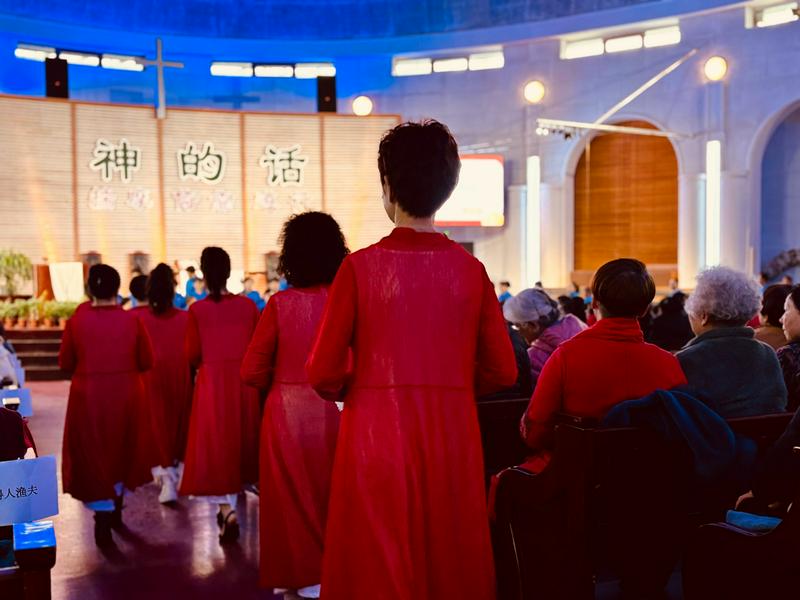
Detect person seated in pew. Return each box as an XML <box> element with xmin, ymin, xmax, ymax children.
<box><xmin>646</xmin><ymin>291</ymin><xmax>694</xmax><ymax>352</ymax></box>
<box><xmin>677</xmin><ymin>267</ymin><xmax>787</xmax><ymax>418</ymax></box>
<box><xmin>754</xmin><ymin>284</ymin><xmax>791</xmax><ymax>350</ymax></box>
<box><xmin>778</xmin><ymin>285</ymin><xmax>800</xmax><ymax>411</ymax></box>
<box><xmin>520</xmin><ymin>258</ymin><xmax>687</xmax><ymax>472</ymax></box>
<box><xmin>503</xmin><ymin>288</ymin><xmax>586</xmax><ymax>387</ymax></box>
<box><xmin>0</xmin><ymin>405</ymin><xmax>36</xmax><ymax>461</ymax></box>
<box><xmin>0</xmin><ymin>331</ymin><xmax>19</xmax><ymax>389</ymax></box>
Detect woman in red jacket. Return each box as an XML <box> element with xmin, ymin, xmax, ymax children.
<box><xmin>59</xmin><ymin>264</ymin><xmax>153</xmax><ymax>547</ymax></box>
<box><xmin>241</xmin><ymin>212</ymin><xmax>347</xmax><ymax>599</ymax></box>
<box><xmin>180</xmin><ymin>247</ymin><xmax>260</xmax><ymax>543</ymax></box>
<box><xmin>519</xmin><ymin>258</ymin><xmax>687</xmax><ymax>473</ymax></box>
<box><xmin>134</xmin><ymin>263</ymin><xmax>193</xmax><ymax>504</ymax></box>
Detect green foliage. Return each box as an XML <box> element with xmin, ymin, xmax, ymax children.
<box><xmin>0</xmin><ymin>250</ymin><xmax>33</xmax><ymax>296</ymax></box>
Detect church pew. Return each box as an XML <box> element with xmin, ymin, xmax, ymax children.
<box><xmin>491</xmin><ymin>412</ymin><xmax>794</xmax><ymax>600</ymax></box>
<box><xmin>0</xmin><ymin>521</ymin><xmax>56</xmax><ymax>600</ymax></box>
<box><xmin>476</xmin><ymin>397</ymin><xmax>529</xmax><ymax>485</ymax></box>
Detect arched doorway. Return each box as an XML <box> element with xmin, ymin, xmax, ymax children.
<box><xmin>573</xmin><ymin>120</ymin><xmax>678</xmax><ymax>284</ymax></box>
<box><xmin>760</xmin><ymin>105</ymin><xmax>800</xmax><ymax>280</ymax></box>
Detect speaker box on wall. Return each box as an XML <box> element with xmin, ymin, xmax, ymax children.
<box><xmin>317</xmin><ymin>76</ymin><xmax>337</xmax><ymax>113</ymax></box>
<box><xmin>45</xmin><ymin>58</ymin><xmax>69</xmax><ymax>98</ymax></box>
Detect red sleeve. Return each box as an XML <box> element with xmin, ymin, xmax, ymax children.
<box><xmin>58</xmin><ymin>317</ymin><xmax>77</xmax><ymax>374</ymax></box>
<box><xmin>22</xmin><ymin>417</ymin><xmax>37</xmax><ymax>455</ymax></box>
<box><xmin>306</xmin><ymin>257</ymin><xmax>357</xmax><ymax>401</ymax></box>
<box><xmin>241</xmin><ymin>296</ymin><xmax>278</xmax><ymax>390</ymax></box>
<box><xmin>136</xmin><ymin>318</ymin><xmax>154</xmax><ymax>372</ymax></box>
<box><xmin>475</xmin><ymin>270</ymin><xmax>518</xmax><ymax>395</ymax></box>
<box><xmin>185</xmin><ymin>309</ymin><xmax>202</xmax><ymax>368</ymax></box>
<box><xmin>521</xmin><ymin>347</ymin><xmax>565</xmax><ymax>450</ymax></box>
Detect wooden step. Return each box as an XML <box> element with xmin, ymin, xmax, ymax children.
<box><xmin>16</xmin><ymin>352</ymin><xmax>60</xmax><ymax>368</ymax></box>
<box><xmin>8</xmin><ymin>339</ymin><xmax>62</xmax><ymax>353</ymax></box>
<box><xmin>4</xmin><ymin>328</ymin><xmax>64</xmax><ymax>341</ymax></box>
<box><xmin>24</xmin><ymin>365</ymin><xmax>68</xmax><ymax>382</ymax></box>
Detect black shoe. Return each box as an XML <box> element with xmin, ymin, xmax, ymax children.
<box><xmin>219</xmin><ymin>511</ymin><xmax>240</xmax><ymax>545</ymax></box>
<box><xmin>111</xmin><ymin>495</ymin><xmax>124</xmax><ymax>529</ymax></box>
<box><xmin>94</xmin><ymin>512</ymin><xmax>114</xmax><ymax>547</ymax></box>
<box><xmin>216</xmin><ymin>510</ymin><xmax>224</xmax><ymax>528</ymax></box>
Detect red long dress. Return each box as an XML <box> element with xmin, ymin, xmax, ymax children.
<box><xmin>241</xmin><ymin>287</ymin><xmax>340</xmax><ymax>589</ymax></box>
<box><xmin>306</xmin><ymin>228</ymin><xmax>517</xmax><ymax>600</ymax></box>
<box><xmin>136</xmin><ymin>307</ymin><xmax>193</xmax><ymax>469</ymax></box>
<box><xmin>180</xmin><ymin>295</ymin><xmax>260</xmax><ymax>496</ymax></box>
<box><xmin>59</xmin><ymin>305</ymin><xmax>154</xmax><ymax>502</ymax></box>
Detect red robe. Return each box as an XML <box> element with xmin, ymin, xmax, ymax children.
<box><xmin>59</xmin><ymin>305</ymin><xmax>154</xmax><ymax>502</ymax></box>
<box><xmin>306</xmin><ymin>228</ymin><xmax>517</xmax><ymax>600</ymax></box>
<box><xmin>135</xmin><ymin>307</ymin><xmax>193</xmax><ymax>469</ymax></box>
<box><xmin>180</xmin><ymin>295</ymin><xmax>260</xmax><ymax>496</ymax></box>
<box><xmin>241</xmin><ymin>287</ymin><xmax>340</xmax><ymax>589</ymax></box>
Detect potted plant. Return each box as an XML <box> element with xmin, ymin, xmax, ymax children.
<box><xmin>15</xmin><ymin>299</ymin><xmax>33</xmax><ymax>329</ymax></box>
<box><xmin>0</xmin><ymin>250</ymin><xmax>33</xmax><ymax>298</ymax></box>
<box><xmin>0</xmin><ymin>300</ymin><xmax>12</xmax><ymax>329</ymax></box>
<box><xmin>42</xmin><ymin>300</ymin><xmax>58</xmax><ymax>328</ymax></box>
<box><xmin>54</xmin><ymin>301</ymin><xmax>80</xmax><ymax>329</ymax></box>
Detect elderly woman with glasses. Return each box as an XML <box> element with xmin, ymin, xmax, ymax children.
<box><xmin>677</xmin><ymin>266</ymin><xmax>787</xmax><ymax>418</ymax></box>
<box><xmin>504</xmin><ymin>288</ymin><xmax>587</xmax><ymax>385</ymax></box>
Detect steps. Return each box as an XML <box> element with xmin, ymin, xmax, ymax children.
<box><xmin>5</xmin><ymin>329</ymin><xmax>68</xmax><ymax>381</ymax></box>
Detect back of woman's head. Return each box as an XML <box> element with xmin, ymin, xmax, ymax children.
<box><xmin>591</xmin><ymin>258</ymin><xmax>655</xmax><ymax>318</ymax></box>
<box><xmin>685</xmin><ymin>266</ymin><xmax>760</xmax><ymax>326</ymax></box>
<box><xmin>377</xmin><ymin>119</ymin><xmax>460</xmax><ymax>218</ymax></box>
<box><xmin>503</xmin><ymin>288</ymin><xmax>560</xmax><ymax>328</ymax></box>
<box><xmin>87</xmin><ymin>264</ymin><xmax>120</xmax><ymax>301</ymax></box>
<box><xmin>200</xmin><ymin>247</ymin><xmax>231</xmax><ymax>301</ymax></box>
<box><xmin>279</xmin><ymin>212</ymin><xmax>349</xmax><ymax>288</ymax></box>
<box><xmin>761</xmin><ymin>284</ymin><xmax>792</xmax><ymax>327</ymax></box>
<box><xmin>147</xmin><ymin>263</ymin><xmax>176</xmax><ymax>314</ymax></box>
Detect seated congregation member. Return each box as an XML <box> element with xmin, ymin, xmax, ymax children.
<box><xmin>59</xmin><ymin>264</ymin><xmax>154</xmax><ymax>547</ymax></box>
<box><xmin>503</xmin><ymin>288</ymin><xmax>586</xmax><ymax>386</ymax></box>
<box><xmin>180</xmin><ymin>247</ymin><xmax>260</xmax><ymax>543</ymax></box>
<box><xmin>647</xmin><ymin>291</ymin><xmax>694</xmax><ymax>352</ymax></box>
<box><xmin>134</xmin><ymin>263</ymin><xmax>193</xmax><ymax>504</ymax></box>
<box><xmin>478</xmin><ymin>323</ymin><xmax>533</xmax><ymax>401</ymax></box>
<box><xmin>306</xmin><ymin>120</ymin><xmax>517</xmax><ymax>600</ymax></box>
<box><xmin>778</xmin><ymin>284</ymin><xmax>800</xmax><ymax>411</ymax></box>
<box><xmin>677</xmin><ymin>267</ymin><xmax>787</xmax><ymax>418</ymax></box>
<box><xmin>755</xmin><ymin>284</ymin><xmax>791</xmax><ymax>350</ymax></box>
<box><xmin>520</xmin><ymin>259</ymin><xmax>687</xmax><ymax>472</ymax></box>
<box><xmin>128</xmin><ymin>274</ymin><xmax>149</xmax><ymax>311</ymax></box>
<box><xmin>0</xmin><ymin>405</ymin><xmax>36</xmax><ymax>461</ymax></box>
<box><xmin>241</xmin><ymin>277</ymin><xmax>266</xmax><ymax>312</ymax></box>
<box><xmin>241</xmin><ymin>212</ymin><xmax>348</xmax><ymax>599</ymax></box>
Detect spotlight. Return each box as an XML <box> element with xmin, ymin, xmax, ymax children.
<box><xmin>524</xmin><ymin>80</ymin><xmax>546</xmax><ymax>104</ymax></box>
<box><xmin>352</xmin><ymin>95</ymin><xmax>373</xmax><ymax>116</ymax></box>
<box><xmin>703</xmin><ymin>56</ymin><xmax>728</xmax><ymax>82</ymax></box>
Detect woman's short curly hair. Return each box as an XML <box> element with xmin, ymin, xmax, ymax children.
<box><xmin>685</xmin><ymin>266</ymin><xmax>761</xmax><ymax>326</ymax></box>
<box><xmin>278</xmin><ymin>211</ymin><xmax>349</xmax><ymax>288</ymax></box>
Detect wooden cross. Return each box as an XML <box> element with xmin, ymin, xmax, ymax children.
<box><xmin>138</xmin><ymin>38</ymin><xmax>184</xmax><ymax>119</ymax></box>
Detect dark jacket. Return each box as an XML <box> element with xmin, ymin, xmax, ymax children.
<box><xmin>676</xmin><ymin>327</ymin><xmax>787</xmax><ymax>418</ymax></box>
<box><xmin>603</xmin><ymin>388</ymin><xmax>756</xmax><ymax>485</ymax></box>
<box><xmin>752</xmin><ymin>408</ymin><xmax>800</xmax><ymax>505</ymax></box>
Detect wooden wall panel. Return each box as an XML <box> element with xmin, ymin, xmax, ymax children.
<box><xmin>75</xmin><ymin>104</ymin><xmax>160</xmax><ymax>291</ymax></box>
<box><xmin>0</xmin><ymin>98</ymin><xmax>73</xmax><ymax>265</ymax></box>
<box><xmin>243</xmin><ymin>113</ymin><xmax>323</xmax><ymax>271</ymax></box>
<box><xmin>161</xmin><ymin>109</ymin><xmax>243</xmax><ymax>270</ymax></box>
<box><xmin>322</xmin><ymin>115</ymin><xmax>399</xmax><ymax>252</ymax></box>
<box><xmin>574</xmin><ymin>120</ymin><xmax>678</xmax><ymax>272</ymax></box>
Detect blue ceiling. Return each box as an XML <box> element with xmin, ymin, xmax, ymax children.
<box><xmin>0</xmin><ymin>0</ymin><xmax>662</xmax><ymax>40</ymax></box>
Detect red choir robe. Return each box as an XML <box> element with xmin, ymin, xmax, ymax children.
<box><xmin>241</xmin><ymin>287</ymin><xmax>340</xmax><ymax>589</ymax></box>
<box><xmin>135</xmin><ymin>307</ymin><xmax>193</xmax><ymax>470</ymax></box>
<box><xmin>59</xmin><ymin>305</ymin><xmax>154</xmax><ymax>502</ymax></box>
<box><xmin>306</xmin><ymin>228</ymin><xmax>518</xmax><ymax>600</ymax></box>
<box><xmin>180</xmin><ymin>295</ymin><xmax>260</xmax><ymax>496</ymax></box>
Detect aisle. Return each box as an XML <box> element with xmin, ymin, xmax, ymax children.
<box><xmin>25</xmin><ymin>381</ymin><xmax>277</xmax><ymax>600</ymax></box>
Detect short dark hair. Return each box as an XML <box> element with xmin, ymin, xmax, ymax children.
<box><xmin>200</xmin><ymin>247</ymin><xmax>231</xmax><ymax>301</ymax></box>
<box><xmin>500</xmin><ymin>281</ymin><xmax>511</xmax><ymax>287</ymax></box>
<box><xmin>147</xmin><ymin>263</ymin><xmax>175</xmax><ymax>315</ymax></box>
<box><xmin>761</xmin><ymin>284</ymin><xmax>792</xmax><ymax>327</ymax></box>
<box><xmin>279</xmin><ymin>212</ymin><xmax>349</xmax><ymax>288</ymax></box>
<box><xmin>591</xmin><ymin>258</ymin><xmax>655</xmax><ymax>318</ymax></box>
<box><xmin>377</xmin><ymin>119</ymin><xmax>460</xmax><ymax>218</ymax></box>
<box><xmin>87</xmin><ymin>264</ymin><xmax>120</xmax><ymax>300</ymax></box>
<box><xmin>186</xmin><ymin>266</ymin><xmax>196</xmax><ymax>274</ymax></box>
<box><xmin>129</xmin><ymin>275</ymin><xmax>148</xmax><ymax>302</ymax></box>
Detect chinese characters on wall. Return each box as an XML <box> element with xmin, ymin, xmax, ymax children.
<box><xmin>87</xmin><ymin>138</ymin><xmax>309</xmax><ymax>213</ymax></box>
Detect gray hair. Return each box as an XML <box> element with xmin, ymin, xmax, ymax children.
<box><xmin>685</xmin><ymin>266</ymin><xmax>760</xmax><ymax>325</ymax></box>
<box><xmin>503</xmin><ymin>288</ymin><xmax>560</xmax><ymax>327</ymax></box>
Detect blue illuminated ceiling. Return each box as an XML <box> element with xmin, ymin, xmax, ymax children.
<box><xmin>1</xmin><ymin>0</ymin><xmax>666</xmax><ymax>40</ymax></box>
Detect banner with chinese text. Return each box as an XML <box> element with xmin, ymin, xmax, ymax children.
<box><xmin>0</xmin><ymin>455</ymin><xmax>59</xmax><ymax>526</ymax></box>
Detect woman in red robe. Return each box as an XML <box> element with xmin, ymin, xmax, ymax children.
<box><xmin>179</xmin><ymin>246</ymin><xmax>260</xmax><ymax>543</ymax></box>
<box><xmin>241</xmin><ymin>212</ymin><xmax>347</xmax><ymax>599</ymax></box>
<box><xmin>306</xmin><ymin>120</ymin><xmax>518</xmax><ymax>599</ymax></box>
<box><xmin>134</xmin><ymin>263</ymin><xmax>193</xmax><ymax>504</ymax></box>
<box><xmin>59</xmin><ymin>264</ymin><xmax>153</xmax><ymax>547</ymax></box>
